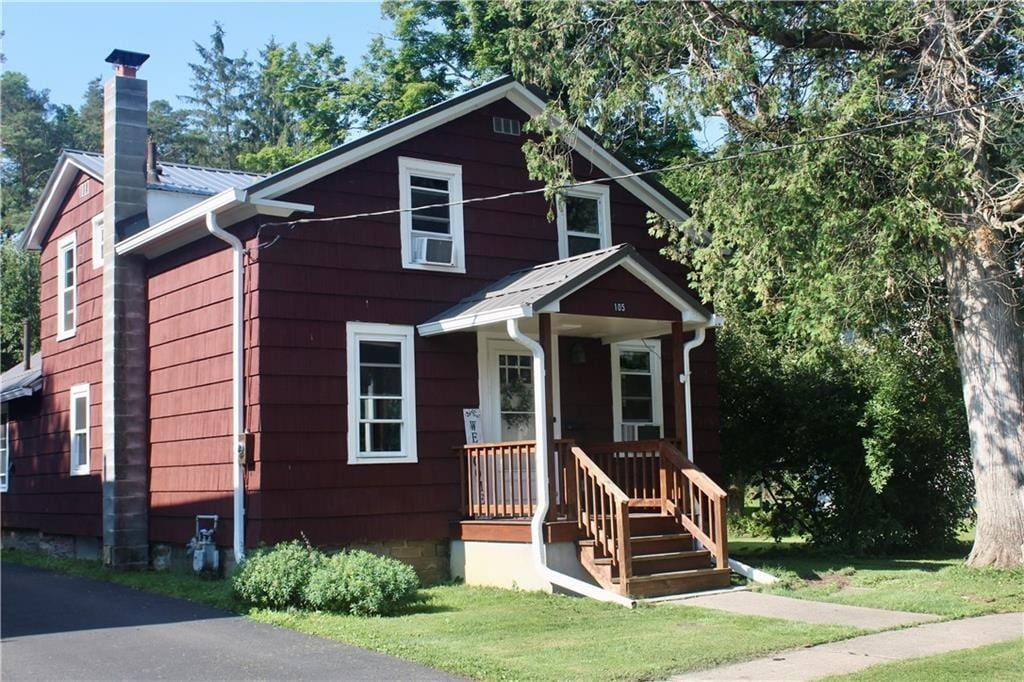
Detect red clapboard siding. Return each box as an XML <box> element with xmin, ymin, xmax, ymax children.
<box><xmin>146</xmin><ymin>234</ymin><xmax>242</xmax><ymax>547</ymax></box>
<box><xmin>2</xmin><ymin>173</ymin><xmax>103</xmax><ymax>538</ymax></box>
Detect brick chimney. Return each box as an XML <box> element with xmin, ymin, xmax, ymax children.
<box><xmin>101</xmin><ymin>49</ymin><xmax>151</xmax><ymax>569</ymax></box>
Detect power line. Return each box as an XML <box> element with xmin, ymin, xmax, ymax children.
<box><xmin>249</xmin><ymin>91</ymin><xmax>1023</xmax><ymax>253</ymax></box>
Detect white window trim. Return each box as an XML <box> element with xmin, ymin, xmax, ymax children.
<box><xmin>91</xmin><ymin>214</ymin><xmax>104</xmax><ymax>268</ymax></box>
<box><xmin>556</xmin><ymin>183</ymin><xmax>612</xmax><ymax>259</ymax></box>
<box><xmin>611</xmin><ymin>340</ymin><xmax>664</xmax><ymax>442</ymax></box>
<box><xmin>69</xmin><ymin>383</ymin><xmax>90</xmax><ymax>476</ymax></box>
<box><xmin>346</xmin><ymin>322</ymin><xmax>418</xmax><ymax>464</ymax></box>
<box><xmin>56</xmin><ymin>233</ymin><xmax>77</xmax><ymax>341</ymax></box>
<box><xmin>398</xmin><ymin>156</ymin><xmax>466</xmax><ymax>274</ymax></box>
<box><xmin>1</xmin><ymin>408</ymin><xmax>9</xmax><ymax>493</ymax></box>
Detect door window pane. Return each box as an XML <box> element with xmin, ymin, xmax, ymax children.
<box><xmin>498</xmin><ymin>353</ymin><xmax>534</xmax><ymax>440</ymax></box>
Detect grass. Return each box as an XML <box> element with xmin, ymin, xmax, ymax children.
<box><xmin>729</xmin><ymin>535</ymin><xmax>1024</xmax><ymax>618</ymax></box>
<box><xmin>825</xmin><ymin>639</ymin><xmax>1024</xmax><ymax>681</ymax></box>
<box><xmin>2</xmin><ymin>548</ymin><xmax>859</xmax><ymax>681</ymax></box>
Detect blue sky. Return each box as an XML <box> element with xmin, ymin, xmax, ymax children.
<box><xmin>2</xmin><ymin>2</ymin><xmax>392</xmax><ymax>106</ymax></box>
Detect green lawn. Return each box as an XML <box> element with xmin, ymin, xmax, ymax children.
<box><xmin>2</xmin><ymin>548</ymin><xmax>858</xmax><ymax>681</ymax></box>
<box><xmin>730</xmin><ymin>537</ymin><xmax>1024</xmax><ymax>618</ymax></box>
<box><xmin>826</xmin><ymin>639</ymin><xmax>1024</xmax><ymax>681</ymax></box>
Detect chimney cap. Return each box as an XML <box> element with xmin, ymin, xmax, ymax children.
<box><xmin>105</xmin><ymin>49</ymin><xmax>150</xmax><ymax>69</ymax></box>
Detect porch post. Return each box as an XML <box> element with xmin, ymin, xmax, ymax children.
<box><xmin>539</xmin><ymin>313</ymin><xmax>558</xmax><ymax>522</ymax></box>
<box><xmin>671</xmin><ymin>321</ymin><xmax>686</xmax><ymax>447</ymax></box>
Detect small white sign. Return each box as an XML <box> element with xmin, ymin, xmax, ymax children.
<box><xmin>463</xmin><ymin>408</ymin><xmax>482</xmax><ymax>444</ymax></box>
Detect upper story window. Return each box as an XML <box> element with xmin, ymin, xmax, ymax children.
<box><xmin>492</xmin><ymin>116</ymin><xmax>521</xmax><ymax>136</ymax></box>
<box><xmin>398</xmin><ymin>157</ymin><xmax>465</xmax><ymax>273</ymax></box>
<box><xmin>69</xmin><ymin>383</ymin><xmax>90</xmax><ymax>476</ymax></box>
<box><xmin>611</xmin><ymin>341</ymin><xmax>664</xmax><ymax>442</ymax></box>
<box><xmin>346</xmin><ymin>322</ymin><xmax>418</xmax><ymax>464</ymax></box>
<box><xmin>57</xmin><ymin>234</ymin><xmax>77</xmax><ymax>341</ymax></box>
<box><xmin>91</xmin><ymin>214</ymin><xmax>104</xmax><ymax>268</ymax></box>
<box><xmin>557</xmin><ymin>184</ymin><xmax>611</xmax><ymax>259</ymax></box>
<box><xmin>1</xmin><ymin>408</ymin><xmax>9</xmax><ymax>492</ymax></box>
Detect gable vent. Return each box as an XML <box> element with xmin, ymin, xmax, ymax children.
<box><xmin>492</xmin><ymin>116</ymin><xmax>521</xmax><ymax>136</ymax></box>
<box><xmin>79</xmin><ymin>180</ymin><xmax>91</xmax><ymax>197</ymax></box>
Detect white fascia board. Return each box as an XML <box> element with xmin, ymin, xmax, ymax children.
<box><xmin>115</xmin><ymin>191</ymin><xmax>314</xmax><ymax>258</ymax></box>
<box><xmin>505</xmin><ymin>86</ymin><xmax>691</xmax><ymax>224</ymax></box>
<box><xmin>21</xmin><ymin>158</ymin><xmax>102</xmax><ymax>251</ymax></box>
<box><xmin>417</xmin><ymin>304</ymin><xmax>532</xmax><ymax>337</ymax></box>
<box><xmin>115</xmin><ymin>189</ymin><xmax>243</xmax><ymax>256</ymax></box>
<box><xmin>249</xmin><ymin>198</ymin><xmax>316</xmax><ymax>216</ymax></box>
<box><xmin>249</xmin><ymin>84</ymin><xmax>517</xmax><ymax>201</ymax></box>
<box><xmin>619</xmin><ymin>259</ymin><xmax>709</xmax><ymax>323</ymax></box>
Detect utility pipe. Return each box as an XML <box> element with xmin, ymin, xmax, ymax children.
<box><xmin>506</xmin><ymin>319</ymin><xmax>635</xmax><ymax>608</ymax></box>
<box><xmin>206</xmin><ymin>212</ymin><xmax>246</xmax><ymax>564</ymax></box>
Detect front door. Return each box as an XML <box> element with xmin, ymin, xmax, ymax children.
<box><xmin>493</xmin><ymin>346</ymin><xmax>536</xmax><ymax>441</ymax></box>
<box><xmin>478</xmin><ymin>334</ymin><xmax>562</xmax><ymax>443</ymax></box>
<box><xmin>611</xmin><ymin>340</ymin><xmax>664</xmax><ymax>441</ymax></box>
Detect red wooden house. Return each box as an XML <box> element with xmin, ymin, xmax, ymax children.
<box><xmin>1</xmin><ymin>50</ymin><xmax>729</xmax><ymax>600</ymax></box>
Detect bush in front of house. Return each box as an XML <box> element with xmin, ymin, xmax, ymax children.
<box><xmin>304</xmin><ymin>549</ymin><xmax>420</xmax><ymax>616</ymax></box>
<box><xmin>232</xmin><ymin>539</ymin><xmax>325</xmax><ymax>609</ymax></box>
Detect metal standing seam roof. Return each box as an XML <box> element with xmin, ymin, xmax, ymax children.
<box><xmin>64</xmin><ymin>150</ymin><xmax>265</xmax><ymax>196</ymax></box>
<box><xmin>0</xmin><ymin>352</ymin><xmax>43</xmax><ymax>403</ymax></box>
<box><xmin>419</xmin><ymin>244</ymin><xmax>711</xmax><ymax>334</ymax></box>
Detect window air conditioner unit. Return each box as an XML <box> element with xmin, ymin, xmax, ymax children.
<box><xmin>412</xmin><ymin>235</ymin><xmax>454</xmax><ymax>265</ymax></box>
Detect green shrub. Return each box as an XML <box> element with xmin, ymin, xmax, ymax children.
<box><xmin>304</xmin><ymin>550</ymin><xmax>419</xmax><ymax>616</ymax></box>
<box><xmin>233</xmin><ymin>540</ymin><xmax>325</xmax><ymax>608</ymax></box>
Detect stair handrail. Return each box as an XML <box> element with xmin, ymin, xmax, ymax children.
<box><xmin>571</xmin><ymin>446</ymin><xmax>633</xmax><ymax>587</ymax></box>
<box><xmin>658</xmin><ymin>441</ymin><xmax>729</xmax><ymax>569</ymax></box>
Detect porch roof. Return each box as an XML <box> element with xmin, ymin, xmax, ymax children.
<box><xmin>0</xmin><ymin>352</ymin><xmax>42</xmax><ymax>404</ymax></box>
<box><xmin>418</xmin><ymin>244</ymin><xmax>713</xmax><ymax>337</ymax></box>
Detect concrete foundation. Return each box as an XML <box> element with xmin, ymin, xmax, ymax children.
<box><xmin>450</xmin><ymin>539</ymin><xmax>596</xmax><ymax>593</ymax></box>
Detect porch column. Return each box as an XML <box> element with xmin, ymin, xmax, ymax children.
<box><xmin>671</xmin><ymin>321</ymin><xmax>686</xmax><ymax>447</ymax></box>
<box><xmin>539</xmin><ymin>313</ymin><xmax>558</xmax><ymax>521</ymax></box>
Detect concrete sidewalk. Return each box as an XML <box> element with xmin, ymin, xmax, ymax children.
<box><xmin>673</xmin><ymin>611</ymin><xmax>1023</xmax><ymax>681</ymax></box>
<box><xmin>675</xmin><ymin>591</ymin><xmax>938</xmax><ymax>629</ymax></box>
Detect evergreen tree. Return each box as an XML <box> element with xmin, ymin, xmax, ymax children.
<box><xmin>182</xmin><ymin>22</ymin><xmax>254</xmax><ymax>167</ymax></box>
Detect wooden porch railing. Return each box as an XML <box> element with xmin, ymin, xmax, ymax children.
<box><xmin>659</xmin><ymin>440</ymin><xmax>729</xmax><ymax>568</ymax></box>
<box><xmin>583</xmin><ymin>439</ymin><xmax>671</xmax><ymax>507</ymax></box>
<box><xmin>458</xmin><ymin>439</ymin><xmax>574</xmax><ymax>519</ymax></box>
<box><xmin>570</xmin><ymin>446</ymin><xmax>632</xmax><ymax>583</ymax></box>
<box><xmin>458</xmin><ymin>437</ymin><xmax>728</xmax><ymax>570</ymax></box>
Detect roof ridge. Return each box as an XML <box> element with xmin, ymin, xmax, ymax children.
<box><xmin>63</xmin><ymin>148</ymin><xmax>265</xmax><ymax>177</ymax></box>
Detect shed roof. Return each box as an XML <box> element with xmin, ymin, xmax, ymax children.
<box><xmin>418</xmin><ymin>244</ymin><xmax>712</xmax><ymax>336</ymax></box>
<box><xmin>0</xmin><ymin>352</ymin><xmax>43</xmax><ymax>404</ymax></box>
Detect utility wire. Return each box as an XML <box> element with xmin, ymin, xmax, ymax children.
<box><xmin>249</xmin><ymin>91</ymin><xmax>1023</xmax><ymax>253</ymax></box>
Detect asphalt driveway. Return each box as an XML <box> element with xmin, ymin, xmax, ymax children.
<box><xmin>1</xmin><ymin>562</ymin><xmax>457</xmax><ymax>681</ymax></box>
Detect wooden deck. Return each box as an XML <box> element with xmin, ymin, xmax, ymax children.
<box><xmin>455</xmin><ymin>438</ymin><xmax>731</xmax><ymax>597</ymax></box>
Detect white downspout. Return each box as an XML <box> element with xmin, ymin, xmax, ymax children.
<box><xmin>680</xmin><ymin>314</ymin><xmax>724</xmax><ymax>461</ymax></box>
<box><xmin>506</xmin><ymin>318</ymin><xmax>635</xmax><ymax>607</ymax></box>
<box><xmin>206</xmin><ymin>212</ymin><xmax>246</xmax><ymax>564</ymax></box>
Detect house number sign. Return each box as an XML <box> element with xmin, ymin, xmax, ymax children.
<box><xmin>612</xmin><ymin>302</ymin><xmax>626</xmax><ymax>312</ymax></box>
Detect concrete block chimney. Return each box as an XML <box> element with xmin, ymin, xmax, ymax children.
<box><xmin>101</xmin><ymin>48</ymin><xmax>151</xmax><ymax>569</ymax></box>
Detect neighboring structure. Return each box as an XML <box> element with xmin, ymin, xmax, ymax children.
<box><xmin>1</xmin><ymin>50</ymin><xmax>727</xmax><ymax>598</ymax></box>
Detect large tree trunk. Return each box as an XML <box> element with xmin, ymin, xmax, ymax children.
<box><xmin>942</xmin><ymin>242</ymin><xmax>1024</xmax><ymax>568</ymax></box>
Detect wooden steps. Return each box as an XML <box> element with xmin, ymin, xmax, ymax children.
<box><xmin>578</xmin><ymin>511</ymin><xmax>731</xmax><ymax>598</ymax></box>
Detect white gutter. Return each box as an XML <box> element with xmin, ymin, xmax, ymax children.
<box><xmin>505</xmin><ymin>318</ymin><xmax>636</xmax><ymax>608</ymax></box>
<box><xmin>205</xmin><ymin>212</ymin><xmax>246</xmax><ymax>564</ymax></box>
<box><xmin>681</xmin><ymin>314</ymin><xmax>724</xmax><ymax>461</ymax></box>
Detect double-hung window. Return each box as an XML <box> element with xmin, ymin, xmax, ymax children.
<box><xmin>557</xmin><ymin>184</ymin><xmax>611</xmax><ymax>259</ymax></box>
<box><xmin>398</xmin><ymin>157</ymin><xmax>465</xmax><ymax>273</ymax></box>
<box><xmin>57</xmin><ymin>234</ymin><xmax>77</xmax><ymax>340</ymax></box>
<box><xmin>346</xmin><ymin>323</ymin><xmax>418</xmax><ymax>464</ymax></box>
<box><xmin>1</xmin><ymin>408</ymin><xmax>9</xmax><ymax>492</ymax></box>
<box><xmin>69</xmin><ymin>383</ymin><xmax>90</xmax><ymax>476</ymax></box>
<box><xmin>611</xmin><ymin>341</ymin><xmax>663</xmax><ymax>441</ymax></box>
<box><xmin>91</xmin><ymin>214</ymin><xmax>104</xmax><ymax>268</ymax></box>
